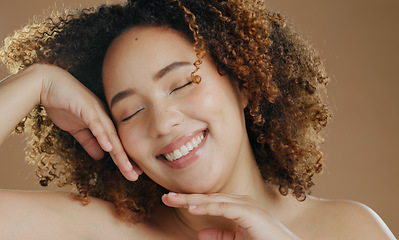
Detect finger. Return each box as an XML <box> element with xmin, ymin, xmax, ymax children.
<box><xmin>187</xmin><ymin>202</ymin><xmax>256</xmax><ymax>231</ymax></box>
<box><xmin>109</xmin><ymin>150</ymin><xmax>139</xmax><ymax>181</ymax></box>
<box><xmin>69</xmin><ymin>128</ymin><xmax>104</xmax><ymax>160</ymax></box>
<box><xmin>85</xmin><ymin>116</ymin><xmax>113</xmax><ymax>152</ymax></box>
<box><xmin>129</xmin><ymin>160</ymin><xmax>144</xmax><ymax>175</ymax></box>
<box><xmin>87</xmin><ymin>114</ymin><xmax>113</xmax><ymax>152</ymax></box>
<box><xmin>104</xmin><ymin>122</ymin><xmax>142</xmax><ymax>180</ymax></box>
<box><xmin>194</xmin><ymin>204</ymin><xmax>298</xmax><ymax>240</ymax></box>
<box><xmin>83</xmin><ymin>107</ymin><xmax>139</xmax><ymax>181</ymax></box>
<box><xmin>198</xmin><ymin>228</ymin><xmax>240</xmax><ymax>240</ymax></box>
<box><xmin>162</xmin><ymin>192</ymin><xmax>249</xmax><ymax>208</ymax></box>
<box><xmin>73</xmin><ymin>116</ymin><xmax>138</xmax><ymax>181</ymax></box>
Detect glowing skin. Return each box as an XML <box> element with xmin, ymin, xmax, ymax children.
<box><xmin>102</xmin><ymin>26</ymin><xmax>257</xmax><ymax>194</ymax></box>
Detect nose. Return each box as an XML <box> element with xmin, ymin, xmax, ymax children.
<box><xmin>149</xmin><ymin>103</ymin><xmax>184</xmax><ymax>138</ymax></box>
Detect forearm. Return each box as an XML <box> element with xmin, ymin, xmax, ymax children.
<box><xmin>0</xmin><ymin>65</ymin><xmax>42</xmax><ymax>144</ymax></box>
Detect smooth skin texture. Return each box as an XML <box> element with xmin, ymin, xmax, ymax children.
<box><xmin>0</xmin><ymin>64</ymin><xmax>141</xmax><ymax>181</ymax></box>
<box><xmin>0</xmin><ymin>26</ymin><xmax>396</xmax><ymax>239</ymax></box>
<box><xmin>102</xmin><ymin>26</ymin><xmax>253</xmax><ymax>195</ymax></box>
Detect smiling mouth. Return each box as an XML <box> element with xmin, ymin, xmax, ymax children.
<box><xmin>156</xmin><ymin>130</ymin><xmax>208</xmax><ymax>162</ymax></box>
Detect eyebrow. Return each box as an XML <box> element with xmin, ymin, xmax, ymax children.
<box><xmin>153</xmin><ymin>61</ymin><xmax>191</xmax><ymax>80</ymax></box>
<box><xmin>110</xmin><ymin>61</ymin><xmax>192</xmax><ymax>108</ymax></box>
<box><xmin>110</xmin><ymin>89</ymin><xmax>134</xmax><ymax>108</ymax></box>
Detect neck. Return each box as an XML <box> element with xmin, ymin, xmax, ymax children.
<box><xmin>171</xmin><ymin>141</ymin><xmax>279</xmax><ymax>237</ymax></box>
<box><xmin>149</xmin><ymin>136</ymin><xmax>280</xmax><ymax>238</ymax></box>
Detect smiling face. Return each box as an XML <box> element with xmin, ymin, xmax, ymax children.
<box><xmin>102</xmin><ymin>26</ymin><xmax>254</xmax><ymax>193</ymax></box>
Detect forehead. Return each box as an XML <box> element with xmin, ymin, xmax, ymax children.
<box><xmin>103</xmin><ymin>25</ymin><xmax>196</xmax><ymax>73</ymax></box>
<box><xmin>103</xmin><ymin>25</ymin><xmax>194</xmax><ymax>68</ymax></box>
<box><xmin>102</xmin><ymin>26</ymin><xmax>197</xmax><ymax>95</ymax></box>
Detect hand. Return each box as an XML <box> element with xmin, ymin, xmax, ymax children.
<box><xmin>37</xmin><ymin>64</ymin><xmax>142</xmax><ymax>180</ymax></box>
<box><xmin>162</xmin><ymin>192</ymin><xmax>301</xmax><ymax>240</ymax></box>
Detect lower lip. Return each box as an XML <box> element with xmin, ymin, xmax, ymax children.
<box><xmin>162</xmin><ymin>130</ymin><xmax>208</xmax><ymax>169</ymax></box>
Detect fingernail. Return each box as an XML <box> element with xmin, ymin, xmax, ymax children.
<box><xmin>188</xmin><ymin>205</ymin><xmax>197</xmax><ymax>210</ymax></box>
<box><xmin>129</xmin><ymin>170</ymin><xmax>138</xmax><ymax>181</ymax></box>
<box><xmin>168</xmin><ymin>192</ymin><xmax>177</xmax><ymax>196</ymax></box>
<box><xmin>106</xmin><ymin>141</ymin><xmax>113</xmax><ymax>151</ymax></box>
<box><xmin>126</xmin><ymin>160</ymin><xmax>133</xmax><ymax>169</ymax></box>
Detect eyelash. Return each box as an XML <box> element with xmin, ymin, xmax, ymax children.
<box><xmin>121</xmin><ymin>108</ymin><xmax>144</xmax><ymax>122</ymax></box>
<box><xmin>121</xmin><ymin>81</ymin><xmax>193</xmax><ymax>122</ymax></box>
<box><xmin>169</xmin><ymin>81</ymin><xmax>192</xmax><ymax>95</ymax></box>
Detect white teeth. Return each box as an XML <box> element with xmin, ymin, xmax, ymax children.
<box><xmin>173</xmin><ymin>149</ymin><xmax>182</xmax><ymax>159</ymax></box>
<box><xmin>165</xmin><ymin>153</ymin><xmax>173</xmax><ymax>161</ymax></box>
<box><xmin>180</xmin><ymin>145</ymin><xmax>189</xmax><ymax>156</ymax></box>
<box><xmin>186</xmin><ymin>142</ymin><xmax>193</xmax><ymax>151</ymax></box>
<box><xmin>191</xmin><ymin>137</ymin><xmax>199</xmax><ymax>148</ymax></box>
<box><xmin>163</xmin><ymin>132</ymin><xmax>205</xmax><ymax>162</ymax></box>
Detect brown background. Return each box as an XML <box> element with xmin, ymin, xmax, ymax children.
<box><xmin>0</xmin><ymin>0</ymin><xmax>398</xmax><ymax>237</ymax></box>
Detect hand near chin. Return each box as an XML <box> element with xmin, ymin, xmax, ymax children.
<box><xmin>37</xmin><ymin>64</ymin><xmax>142</xmax><ymax>180</ymax></box>
<box><xmin>162</xmin><ymin>192</ymin><xmax>301</xmax><ymax>240</ymax></box>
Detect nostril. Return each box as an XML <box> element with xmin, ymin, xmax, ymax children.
<box><xmin>150</xmin><ymin>108</ymin><xmax>184</xmax><ymax>138</ymax></box>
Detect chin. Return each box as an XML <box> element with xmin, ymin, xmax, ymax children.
<box><xmin>170</xmin><ymin>175</ymin><xmax>225</xmax><ymax>194</ymax></box>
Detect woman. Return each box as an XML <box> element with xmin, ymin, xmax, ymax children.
<box><xmin>0</xmin><ymin>0</ymin><xmax>395</xmax><ymax>239</ymax></box>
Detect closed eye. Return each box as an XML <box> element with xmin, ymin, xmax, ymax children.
<box><xmin>169</xmin><ymin>81</ymin><xmax>193</xmax><ymax>95</ymax></box>
<box><xmin>121</xmin><ymin>108</ymin><xmax>144</xmax><ymax>122</ymax></box>
<box><xmin>121</xmin><ymin>81</ymin><xmax>192</xmax><ymax>122</ymax></box>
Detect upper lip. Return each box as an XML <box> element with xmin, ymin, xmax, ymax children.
<box><xmin>155</xmin><ymin>128</ymin><xmax>207</xmax><ymax>157</ymax></box>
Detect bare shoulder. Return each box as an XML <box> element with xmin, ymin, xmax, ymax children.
<box><xmin>0</xmin><ymin>190</ymin><xmax>141</xmax><ymax>240</ymax></box>
<box><xmin>299</xmin><ymin>196</ymin><xmax>396</xmax><ymax>240</ymax></box>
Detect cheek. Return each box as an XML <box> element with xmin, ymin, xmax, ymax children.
<box><xmin>189</xmin><ymin>89</ymin><xmax>218</xmax><ymax>116</ymax></box>
<box><xmin>190</xmin><ymin>76</ymin><xmax>244</xmax><ymax>125</ymax></box>
<box><xmin>118</xmin><ymin>125</ymin><xmax>148</xmax><ymax>162</ymax></box>
<box><xmin>187</xmin><ymin>77</ymin><xmax>232</xmax><ymax>116</ymax></box>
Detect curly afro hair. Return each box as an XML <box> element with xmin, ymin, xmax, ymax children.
<box><xmin>0</xmin><ymin>0</ymin><xmax>329</xmax><ymax>223</ymax></box>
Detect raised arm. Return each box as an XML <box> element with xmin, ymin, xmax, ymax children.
<box><xmin>0</xmin><ymin>65</ymin><xmax>41</xmax><ymax>144</ymax></box>
<box><xmin>0</xmin><ymin>64</ymin><xmax>140</xmax><ymax>180</ymax></box>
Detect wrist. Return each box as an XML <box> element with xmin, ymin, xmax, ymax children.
<box><xmin>0</xmin><ymin>64</ymin><xmax>48</xmax><ymax>141</ymax></box>
<box><xmin>12</xmin><ymin>64</ymin><xmax>49</xmax><ymax>107</ymax></box>
<box><xmin>28</xmin><ymin>64</ymin><xmax>52</xmax><ymax>106</ymax></box>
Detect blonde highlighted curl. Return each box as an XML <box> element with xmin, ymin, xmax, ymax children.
<box><xmin>0</xmin><ymin>0</ymin><xmax>330</xmax><ymax>222</ymax></box>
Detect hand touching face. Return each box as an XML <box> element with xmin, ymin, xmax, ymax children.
<box><xmin>102</xmin><ymin>26</ymin><xmax>252</xmax><ymax>194</ymax></box>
